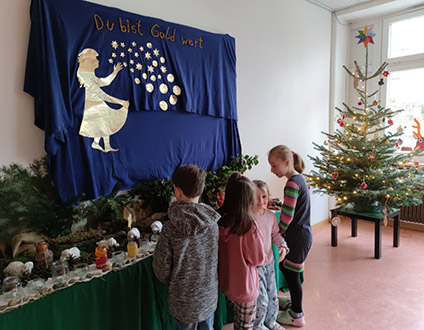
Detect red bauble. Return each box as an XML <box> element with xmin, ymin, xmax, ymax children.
<box><xmin>360</xmin><ymin>182</ymin><xmax>368</xmax><ymax>189</ymax></box>
<box><xmin>388</xmin><ymin>119</ymin><xmax>393</xmax><ymax>125</ymax></box>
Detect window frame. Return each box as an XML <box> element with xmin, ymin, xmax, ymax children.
<box><xmin>379</xmin><ymin>9</ymin><xmax>424</xmax><ymax>153</ymax></box>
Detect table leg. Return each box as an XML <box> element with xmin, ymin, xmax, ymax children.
<box><xmin>351</xmin><ymin>217</ymin><xmax>357</xmax><ymax>237</ymax></box>
<box><xmin>331</xmin><ymin>210</ymin><xmax>337</xmax><ymax>247</ymax></box>
<box><xmin>375</xmin><ymin>218</ymin><xmax>381</xmax><ymax>259</ymax></box>
<box><xmin>393</xmin><ymin>214</ymin><xmax>400</xmax><ymax>247</ymax></box>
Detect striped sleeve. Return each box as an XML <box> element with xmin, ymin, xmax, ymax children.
<box><xmin>279</xmin><ymin>180</ymin><xmax>300</xmax><ymax>234</ymax></box>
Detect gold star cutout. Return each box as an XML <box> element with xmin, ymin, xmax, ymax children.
<box><xmin>158</xmin><ymin>74</ymin><xmax>162</xmax><ymax>79</ymax></box>
<box><xmin>120</xmin><ymin>52</ymin><xmax>125</xmax><ymax>58</ymax></box>
<box><xmin>120</xmin><ymin>42</ymin><xmax>125</xmax><ymax>48</ymax></box>
<box><xmin>112</xmin><ymin>53</ymin><xmax>117</xmax><ymax>58</ymax></box>
<box><xmin>160</xmin><ymin>66</ymin><xmax>167</xmax><ymax>73</ymax></box>
<box><xmin>136</xmin><ymin>63</ymin><xmax>142</xmax><ymax>70</ymax></box>
<box><xmin>148</xmin><ymin>65</ymin><xmax>154</xmax><ymax>73</ymax></box>
<box><xmin>108</xmin><ymin>58</ymin><xmax>113</xmax><ymax>64</ymax></box>
<box><xmin>128</xmin><ymin>48</ymin><xmax>133</xmax><ymax>53</ymax></box>
<box><xmin>145</xmin><ymin>52</ymin><xmax>151</xmax><ymax>60</ymax></box>
<box><xmin>139</xmin><ymin>46</ymin><xmax>144</xmax><ymax>52</ymax></box>
<box><xmin>123</xmin><ymin>62</ymin><xmax>128</xmax><ymax>67</ymax></box>
<box><xmin>132</xmin><ymin>41</ymin><xmax>136</xmax><ymax>47</ymax></box>
<box><xmin>153</xmin><ymin>49</ymin><xmax>160</xmax><ymax>56</ymax></box>
<box><xmin>111</xmin><ymin>41</ymin><xmax>118</xmax><ymax>49</ymax></box>
<box><xmin>135</xmin><ymin>53</ymin><xmax>139</xmax><ymax>58</ymax></box>
<box><xmin>130</xmin><ymin>68</ymin><xmax>134</xmax><ymax>73</ymax></box>
<box><xmin>130</xmin><ymin>59</ymin><xmax>134</xmax><ymax>65</ymax></box>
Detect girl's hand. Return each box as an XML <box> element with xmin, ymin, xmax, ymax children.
<box><xmin>114</xmin><ymin>63</ymin><xmax>123</xmax><ymax>74</ymax></box>
<box><xmin>278</xmin><ymin>246</ymin><xmax>288</xmax><ymax>262</ymax></box>
<box><xmin>122</xmin><ymin>100</ymin><xmax>130</xmax><ymax>108</ymax></box>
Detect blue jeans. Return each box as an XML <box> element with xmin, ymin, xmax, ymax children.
<box><xmin>175</xmin><ymin>313</ymin><xmax>214</xmax><ymax>330</ymax></box>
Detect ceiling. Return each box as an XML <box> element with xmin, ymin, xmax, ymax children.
<box><xmin>307</xmin><ymin>0</ymin><xmax>424</xmax><ymax>22</ymax></box>
<box><xmin>307</xmin><ymin>0</ymin><xmax>374</xmax><ymax>11</ymax></box>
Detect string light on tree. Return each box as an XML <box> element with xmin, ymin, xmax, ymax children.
<box><xmin>306</xmin><ymin>26</ymin><xmax>424</xmax><ymax>214</ymax></box>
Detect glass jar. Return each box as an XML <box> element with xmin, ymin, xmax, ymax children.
<box><xmin>73</xmin><ymin>263</ymin><xmax>89</xmax><ymax>279</ymax></box>
<box><xmin>51</xmin><ymin>260</ymin><xmax>69</xmax><ymax>286</ymax></box>
<box><xmin>2</xmin><ymin>276</ymin><xmax>22</xmax><ymax>303</ymax></box>
<box><xmin>139</xmin><ymin>239</ymin><xmax>150</xmax><ymax>253</ymax></box>
<box><xmin>127</xmin><ymin>241</ymin><xmax>138</xmax><ymax>258</ymax></box>
<box><xmin>26</xmin><ymin>278</ymin><xmax>46</xmax><ymax>295</ymax></box>
<box><xmin>95</xmin><ymin>246</ymin><xmax>108</xmax><ymax>269</ymax></box>
<box><xmin>111</xmin><ymin>251</ymin><xmax>125</xmax><ymax>267</ymax></box>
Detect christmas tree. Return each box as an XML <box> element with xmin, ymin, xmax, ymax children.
<box><xmin>307</xmin><ymin>26</ymin><xmax>424</xmax><ymax>214</ymax></box>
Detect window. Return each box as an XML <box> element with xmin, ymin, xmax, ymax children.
<box><xmin>382</xmin><ymin>9</ymin><xmax>424</xmax><ymax>152</ymax></box>
<box><xmin>388</xmin><ymin>15</ymin><xmax>424</xmax><ymax>59</ymax></box>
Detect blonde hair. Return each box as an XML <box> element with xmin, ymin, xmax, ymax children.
<box><xmin>269</xmin><ymin>145</ymin><xmax>305</xmax><ymax>174</ymax></box>
<box><xmin>252</xmin><ymin>180</ymin><xmax>270</xmax><ymax>198</ymax></box>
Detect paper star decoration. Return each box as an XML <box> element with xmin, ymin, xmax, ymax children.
<box><xmin>355</xmin><ymin>26</ymin><xmax>375</xmax><ymax>47</ymax></box>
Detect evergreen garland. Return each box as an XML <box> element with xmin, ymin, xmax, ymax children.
<box><xmin>0</xmin><ymin>156</ymin><xmax>77</xmax><ymax>242</ymax></box>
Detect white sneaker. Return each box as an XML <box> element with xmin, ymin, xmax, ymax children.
<box><xmin>277</xmin><ymin>310</ymin><xmax>305</xmax><ymax>327</ymax></box>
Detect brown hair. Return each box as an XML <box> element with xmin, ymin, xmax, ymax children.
<box><xmin>171</xmin><ymin>165</ymin><xmax>206</xmax><ymax>198</ymax></box>
<box><xmin>218</xmin><ymin>172</ymin><xmax>256</xmax><ymax>236</ymax></box>
<box><xmin>269</xmin><ymin>145</ymin><xmax>305</xmax><ymax>174</ymax></box>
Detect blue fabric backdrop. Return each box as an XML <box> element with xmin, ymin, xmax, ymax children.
<box><xmin>24</xmin><ymin>0</ymin><xmax>241</xmax><ymax>202</ymax></box>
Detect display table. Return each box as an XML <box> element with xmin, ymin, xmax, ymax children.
<box><xmin>330</xmin><ymin>205</ymin><xmax>400</xmax><ymax>259</ymax></box>
<box><xmin>0</xmin><ymin>257</ymin><xmax>235</xmax><ymax>330</ymax></box>
<box><xmin>0</xmin><ymin>212</ymin><xmax>295</xmax><ymax>329</ymax></box>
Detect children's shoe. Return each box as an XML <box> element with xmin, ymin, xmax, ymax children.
<box><xmin>267</xmin><ymin>321</ymin><xmax>286</xmax><ymax>330</ymax></box>
<box><xmin>277</xmin><ymin>309</ymin><xmax>305</xmax><ymax>327</ymax></box>
<box><xmin>278</xmin><ymin>295</ymin><xmax>292</xmax><ymax>311</ymax></box>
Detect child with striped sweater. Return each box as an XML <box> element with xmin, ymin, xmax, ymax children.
<box><xmin>268</xmin><ymin>145</ymin><xmax>312</xmax><ymax>327</ymax></box>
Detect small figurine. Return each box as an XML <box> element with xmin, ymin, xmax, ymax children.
<box><xmin>127</xmin><ymin>228</ymin><xmax>141</xmax><ymax>240</ymax></box>
<box><xmin>60</xmin><ymin>247</ymin><xmax>81</xmax><ymax>262</ymax></box>
<box><xmin>4</xmin><ymin>261</ymin><xmax>34</xmax><ymax>278</ymax></box>
<box><xmin>35</xmin><ymin>241</ymin><xmax>54</xmax><ymax>268</ymax></box>
<box><xmin>151</xmin><ymin>221</ymin><xmax>163</xmax><ymax>234</ymax></box>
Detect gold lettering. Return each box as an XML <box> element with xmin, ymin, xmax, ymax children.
<box><xmin>131</xmin><ymin>23</ymin><xmax>137</xmax><ymax>34</ymax></box>
<box><xmin>136</xmin><ymin>21</ymin><xmax>143</xmax><ymax>36</ymax></box>
<box><xmin>151</xmin><ymin>24</ymin><xmax>175</xmax><ymax>42</ymax></box>
<box><xmin>94</xmin><ymin>14</ymin><xmax>104</xmax><ymax>30</ymax></box>
<box><xmin>180</xmin><ymin>36</ymin><xmax>189</xmax><ymax>45</ymax></box>
<box><xmin>151</xmin><ymin>24</ymin><xmax>160</xmax><ymax>37</ymax></box>
<box><xmin>106</xmin><ymin>21</ymin><xmax>114</xmax><ymax>31</ymax></box>
<box><xmin>119</xmin><ymin>17</ymin><xmax>127</xmax><ymax>33</ymax></box>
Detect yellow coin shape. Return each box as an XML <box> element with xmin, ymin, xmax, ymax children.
<box><xmin>159</xmin><ymin>101</ymin><xmax>168</xmax><ymax>111</ymax></box>
<box><xmin>173</xmin><ymin>85</ymin><xmax>181</xmax><ymax>95</ymax></box>
<box><xmin>169</xmin><ymin>95</ymin><xmax>178</xmax><ymax>105</ymax></box>
<box><xmin>146</xmin><ymin>83</ymin><xmax>154</xmax><ymax>93</ymax></box>
<box><xmin>167</xmin><ymin>74</ymin><xmax>175</xmax><ymax>83</ymax></box>
<box><xmin>160</xmin><ymin>84</ymin><xmax>168</xmax><ymax>94</ymax></box>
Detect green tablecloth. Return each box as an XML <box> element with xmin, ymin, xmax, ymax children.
<box><xmin>0</xmin><ymin>211</ymin><xmax>301</xmax><ymax>330</ymax></box>
<box><xmin>0</xmin><ymin>257</ymin><xmax>176</xmax><ymax>330</ymax></box>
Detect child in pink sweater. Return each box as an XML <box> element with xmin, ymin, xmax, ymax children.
<box><xmin>253</xmin><ymin>180</ymin><xmax>289</xmax><ymax>330</ymax></box>
<box><xmin>218</xmin><ymin>172</ymin><xmax>266</xmax><ymax>329</ymax></box>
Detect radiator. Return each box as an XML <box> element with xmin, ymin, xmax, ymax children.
<box><xmin>400</xmin><ymin>199</ymin><xmax>424</xmax><ymax>224</ymax></box>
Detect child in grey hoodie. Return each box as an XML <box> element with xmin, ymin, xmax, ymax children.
<box><xmin>153</xmin><ymin>165</ymin><xmax>220</xmax><ymax>329</ymax></box>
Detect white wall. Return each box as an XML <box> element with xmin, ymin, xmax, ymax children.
<box><xmin>0</xmin><ymin>0</ymin><xmax>332</xmax><ymax>224</ymax></box>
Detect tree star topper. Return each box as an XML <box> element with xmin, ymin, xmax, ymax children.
<box><xmin>355</xmin><ymin>26</ymin><xmax>375</xmax><ymax>47</ymax></box>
